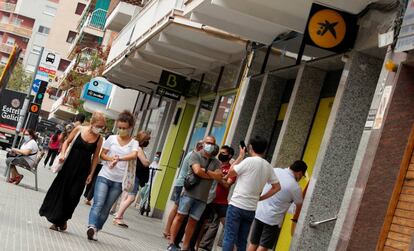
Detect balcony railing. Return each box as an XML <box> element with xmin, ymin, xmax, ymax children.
<box><xmin>0</xmin><ymin>1</ymin><xmax>16</xmax><ymax>12</ymax></box>
<box><xmin>0</xmin><ymin>23</ymin><xmax>32</xmax><ymax>38</ymax></box>
<box><xmin>0</xmin><ymin>43</ymin><xmax>13</xmax><ymax>54</ymax></box>
<box><xmin>79</xmin><ymin>8</ymin><xmax>108</xmax><ymax>31</ymax></box>
<box><xmin>0</xmin><ymin>43</ymin><xmax>25</xmax><ymax>58</ymax></box>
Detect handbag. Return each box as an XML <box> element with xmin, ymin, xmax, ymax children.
<box><xmin>6</xmin><ymin>151</ymin><xmax>17</xmax><ymax>158</ymax></box>
<box><xmin>123</xmin><ymin>159</ymin><xmax>136</xmax><ymax>192</ymax></box>
<box><xmin>184</xmin><ymin>158</ymin><xmax>212</xmax><ymax>190</ymax></box>
<box><xmin>51</xmin><ymin>130</ymin><xmax>81</xmax><ymax>173</ymax></box>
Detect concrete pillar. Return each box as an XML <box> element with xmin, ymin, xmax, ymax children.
<box><xmin>272</xmin><ymin>65</ymin><xmax>326</xmax><ymax>167</ymax></box>
<box><xmin>245</xmin><ymin>73</ymin><xmax>287</xmax><ymax>144</ymax></box>
<box><xmin>226</xmin><ymin>75</ymin><xmax>263</xmax><ymax>152</ymax></box>
<box><xmin>290</xmin><ymin>52</ymin><xmax>382</xmax><ymax>251</ymax></box>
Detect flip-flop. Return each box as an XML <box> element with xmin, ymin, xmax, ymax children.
<box><xmin>162</xmin><ymin>232</ymin><xmax>171</xmax><ymax>239</ymax></box>
<box><xmin>113</xmin><ymin>218</ymin><xmax>128</xmax><ymax>228</ymax></box>
<box><xmin>14</xmin><ymin>175</ymin><xmax>24</xmax><ymax>185</ymax></box>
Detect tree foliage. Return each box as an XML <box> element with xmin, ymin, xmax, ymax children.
<box><xmin>0</xmin><ymin>62</ymin><xmax>33</xmax><ymax>93</ymax></box>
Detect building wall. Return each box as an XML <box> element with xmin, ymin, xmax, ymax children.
<box><xmin>45</xmin><ymin>0</ymin><xmax>89</xmax><ymax>59</ymax></box>
<box><xmin>13</xmin><ymin>0</ymin><xmax>59</xmax><ymax>72</ymax></box>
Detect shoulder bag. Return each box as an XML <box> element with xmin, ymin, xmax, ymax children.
<box><xmin>51</xmin><ymin>129</ymin><xmax>81</xmax><ymax>173</ymax></box>
<box><xmin>123</xmin><ymin>159</ymin><xmax>136</xmax><ymax>192</ymax></box>
<box><xmin>184</xmin><ymin>158</ymin><xmax>212</xmax><ymax>190</ymax></box>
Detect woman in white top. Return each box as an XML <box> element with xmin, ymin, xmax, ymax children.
<box><xmin>87</xmin><ymin>110</ymin><xmax>139</xmax><ymax>241</ymax></box>
<box><xmin>6</xmin><ymin>129</ymin><xmax>39</xmax><ymax>184</ymax></box>
<box><xmin>113</xmin><ymin>130</ymin><xmax>150</xmax><ymax>227</ymax></box>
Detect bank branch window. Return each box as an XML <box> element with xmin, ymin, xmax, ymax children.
<box><xmin>210</xmin><ymin>94</ymin><xmax>235</xmax><ymax>145</ymax></box>
<box><xmin>187</xmin><ymin>99</ymin><xmax>215</xmax><ymax>153</ymax></box>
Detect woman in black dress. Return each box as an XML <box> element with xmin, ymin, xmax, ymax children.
<box><xmin>39</xmin><ymin>112</ymin><xmax>105</xmax><ymax>231</ymax></box>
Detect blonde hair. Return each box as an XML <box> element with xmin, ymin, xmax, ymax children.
<box><xmin>136</xmin><ymin>130</ymin><xmax>151</xmax><ymax>144</ymax></box>
<box><xmin>90</xmin><ymin>112</ymin><xmax>106</xmax><ymax>124</ymax></box>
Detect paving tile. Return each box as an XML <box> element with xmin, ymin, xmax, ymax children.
<box><xmin>0</xmin><ymin>150</ymin><xmax>168</xmax><ymax>251</ymax></box>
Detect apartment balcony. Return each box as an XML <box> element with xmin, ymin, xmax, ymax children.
<box><xmin>0</xmin><ymin>43</ymin><xmax>25</xmax><ymax>58</ymax></box>
<box><xmin>105</xmin><ymin>0</ymin><xmax>140</xmax><ymax>32</ymax></box>
<box><xmin>0</xmin><ymin>0</ymin><xmax>16</xmax><ymax>12</ymax></box>
<box><xmin>68</xmin><ymin>8</ymin><xmax>107</xmax><ymax>58</ymax></box>
<box><xmin>183</xmin><ymin>0</ymin><xmax>374</xmax><ymax>44</ymax></box>
<box><xmin>49</xmin><ymin>93</ymin><xmax>78</xmax><ymax>122</ymax></box>
<box><xmin>0</xmin><ymin>23</ymin><xmax>32</xmax><ymax>38</ymax></box>
<box><xmin>103</xmin><ymin>0</ymin><xmax>248</xmax><ymax>93</ymax></box>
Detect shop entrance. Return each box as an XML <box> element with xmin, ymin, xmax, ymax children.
<box><xmin>274</xmin><ymin>70</ymin><xmax>342</xmax><ymax>251</ymax></box>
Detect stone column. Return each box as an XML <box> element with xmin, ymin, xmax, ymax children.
<box><xmin>245</xmin><ymin>73</ymin><xmax>287</xmax><ymax>143</ymax></box>
<box><xmin>290</xmin><ymin>52</ymin><xmax>382</xmax><ymax>251</ymax></box>
<box><xmin>272</xmin><ymin>65</ymin><xmax>326</xmax><ymax>167</ymax></box>
<box><xmin>226</xmin><ymin>75</ymin><xmax>263</xmax><ymax>152</ymax></box>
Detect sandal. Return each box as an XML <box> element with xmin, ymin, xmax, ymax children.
<box><xmin>49</xmin><ymin>224</ymin><xmax>59</xmax><ymax>231</ymax></box>
<box><xmin>14</xmin><ymin>174</ymin><xmax>24</xmax><ymax>185</ymax></box>
<box><xmin>59</xmin><ymin>222</ymin><xmax>67</xmax><ymax>231</ymax></box>
<box><xmin>162</xmin><ymin>231</ymin><xmax>171</xmax><ymax>239</ymax></box>
<box><xmin>113</xmin><ymin>218</ymin><xmax>128</xmax><ymax>228</ymax></box>
<box><xmin>6</xmin><ymin>177</ymin><xmax>17</xmax><ymax>183</ymax></box>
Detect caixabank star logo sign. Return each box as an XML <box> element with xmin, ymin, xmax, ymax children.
<box><xmin>304</xmin><ymin>4</ymin><xmax>358</xmax><ymax>53</ymax></box>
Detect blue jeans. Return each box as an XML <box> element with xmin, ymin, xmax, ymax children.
<box><xmin>88</xmin><ymin>176</ymin><xmax>122</xmax><ymax>230</ymax></box>
<box><xmin>222</xmin><ymin>204</ymin><xmax>255</xmax><ymax>251</ymax></box>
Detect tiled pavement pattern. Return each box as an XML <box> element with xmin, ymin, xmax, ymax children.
<box><xmin>0</xmin><ymin>150</ymin><xmax>168</xmax><ymax>251</ymax></box>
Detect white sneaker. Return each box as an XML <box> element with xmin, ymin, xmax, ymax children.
<box><xmin>87</xmin><ymin>227</ymin><xmax>98</xmax><ymax>241</ymax></box>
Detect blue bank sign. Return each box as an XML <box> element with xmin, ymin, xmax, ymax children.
<box><xmin>82</xmin><ymin>77</ymin><xmax>113</xmax><ymax>105</ymax></box>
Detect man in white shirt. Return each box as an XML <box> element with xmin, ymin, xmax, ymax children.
<box><xmin>223</xmin><ymin>136</ymin><xmax>281</xmax><ymax>251</ymax></box>
<box><xmin>248</xmin><ymin>160</ymin><xmax>307</xmax><ymax>251</ymax></box>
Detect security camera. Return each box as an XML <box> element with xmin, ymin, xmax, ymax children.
<box><xmin>125</xmin><ymin>54</ymin><xmax>129</xmax><ymax>59</ymax></box>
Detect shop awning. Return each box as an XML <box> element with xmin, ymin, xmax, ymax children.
<box><xmin>103</xmin><ymin>12</ymin><xmax>250</xmax><ymax>92</ymax></box>
<box><xmin>183</xmin><ymin>0</ymin><xmax>375</xmax><ymax>45</ymax></box>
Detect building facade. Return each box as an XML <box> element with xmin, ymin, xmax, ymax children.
<box><xmin>99</xmin><ymin>0</ymin><xmax>414</xmax><ymax>250</ymax></box>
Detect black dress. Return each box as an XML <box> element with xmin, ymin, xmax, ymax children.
<box><xmin>39</xmin><ymin>133</ymin><xmax>99</xmax><ymax>226</ymax></box>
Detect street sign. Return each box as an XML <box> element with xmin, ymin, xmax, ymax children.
<box><xmin>156</xmin><ymin>86</ymin><xmax>181</xmax><ymax>101</ymax></box>
<box><xmin>35</xmin><ymin>48</ymin><xmax>61</xmax><ymax>82</ymax></box>
<box><xmin>82</xmin><ymin>77</ymin><xmax>113</xmax><ymax>105</ymax></box>
<box><xmin>158</xmin><ymin>70</ymin><xmax>189</xmax><ymax>94</ymax></box>
<box><xmin>32</xmin><ymin>79</ymin><xmax>41</xmax><ymax>93</ymax></box>
<box><xmin>39</xmin><ymin>48</ymin><xmax>60</xmax><ymax>71</ymax></box>
<box><xmin>303</xmin><ymin>4</ymin><xmax>358</xmax><ymax>53</ymax></box>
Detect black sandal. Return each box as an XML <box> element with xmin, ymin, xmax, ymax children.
<box><xmin>49</xmin><ymin>224</ymin><xmax>59</xmax><ymax>231</ymax></box>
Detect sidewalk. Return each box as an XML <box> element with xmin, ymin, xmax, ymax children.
<box><xmin>0</xmin><ymin>150</ymin><xmax>168</xmax><ymax>251</ymax></box>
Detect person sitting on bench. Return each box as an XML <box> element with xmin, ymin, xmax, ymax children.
<box><xmin>6</xmin><ymin>129</ymin><xmax>39</xmax><ymax>185</ymax></box>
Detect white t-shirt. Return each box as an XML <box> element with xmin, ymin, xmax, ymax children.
<box><xmin>98</xmin><ymin>135</ymin><xmax>139</xmax><ymax>183</ymax></box>
<box><xmin>229</xmin><ymin>156</ymin><xmax>279</xmax><ymax>211</ymax></box>
<box><xmin>21</xmin><ymin>139</ymin><xmax>39</xmax><ymax>167</ymax></box>
<box><xmin>255</xmin><ymin>168</ymin><xmax>303</xmax><ymax>226</ymax></box>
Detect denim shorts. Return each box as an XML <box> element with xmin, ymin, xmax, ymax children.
<box><xmin>177</xmin><ymin>194</ymin><xmax>206</xmax><ymax>221</ymax></box>
<box><xmin>170</xmin><ymin>186</ymin><xmax>183</xmax><ymax>205</ymax></box>
<box><xmin>128</xmin><ymin>176</ymin><xmax>140</xmax><ymax>195</ymax></box>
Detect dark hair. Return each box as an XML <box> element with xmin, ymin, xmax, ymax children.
<box><xmin>221</xmin><ymin>145</ymin><xmax>234</xmax><ymax>157</ymax></box>
<box><xmin>290</xmin><ymin>160</ymin><xmax>308</xmax><ymax>174</ymax></box>
<box><xmin>26</xmin><ymin>129</ymin><xmax>37</xmax><ymax>140</ymax></box>
<box><xmin>249</xmin><ymin>135</ymin><xmax>268</xmax><ymax>155</ymax></box>
<box><xmin>117</xmin><ymin>110</ymin><xmax>135</xmax><ymax>127</ymax></box>
<box><xmin>74</xmin><ymin>113</ymin><xmax>86</xmax><ymax>123</ymax></box>
<box><xmin>51</xmin><ymin>130</ymin><xmax>61</xmax><ymax>141</ymax></box>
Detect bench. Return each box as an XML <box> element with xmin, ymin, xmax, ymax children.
<box><xmin>4</xmin><ymin>152</ymin><xmax>44</xmax><ymax>191</ymax></box>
